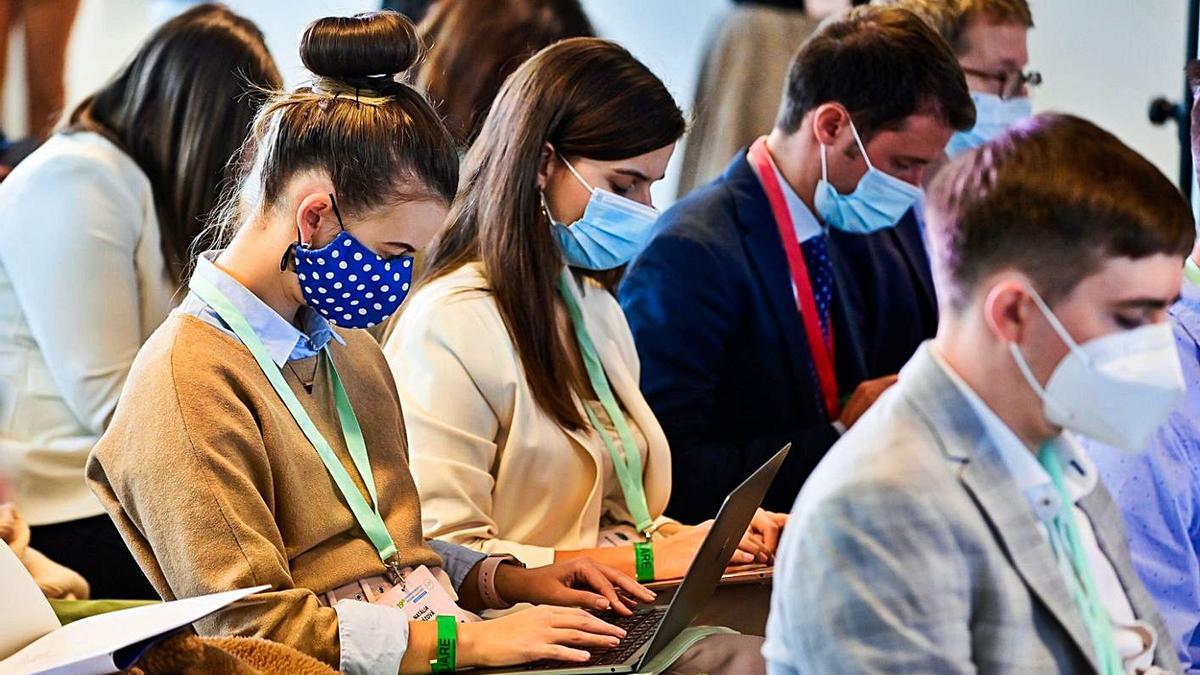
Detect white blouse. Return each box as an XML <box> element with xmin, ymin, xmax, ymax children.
<box><xmin>0</xmin><ymin>131</ymin><xmax>176</xmax><ymax>525</ymax></box>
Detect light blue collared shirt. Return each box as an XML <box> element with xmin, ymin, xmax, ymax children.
<box><xmin>1087</xmin><ymin>265</ymin><xmax>1200</xmax><ymax>673</ymax></box>
<box><xmin>181</xmin><ymin>255</ymin><xmax>345</xmax><ymax>365</ymax></box>
<box><xmin>183</xmin><ymin>254</ymin><xmax>488</xmax><ymax>675</ymax></box>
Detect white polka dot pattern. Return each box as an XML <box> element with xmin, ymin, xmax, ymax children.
<box><xmin>292</xmin><ymin>230</ymin><xmax>414</xmax><ymax>329</ymax></box>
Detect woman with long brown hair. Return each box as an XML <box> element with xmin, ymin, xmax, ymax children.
<box><xmin>385</xmin><ymin>39</ymin><xmax>779</xmax><ymax>670</ymax></box>
<box><xmin>0</xmin><ymin>3</ymin><xmax>280</xmax><ymax>599</ymax></box>
<box><xmin>87</xmin><ymin>12</ymin><xmax>655</xmax><ymax>674</ymax></box>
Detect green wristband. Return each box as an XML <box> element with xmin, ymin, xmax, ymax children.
<box><xmin>430</xmin><ymin>615</ymin><xmax>457</xmax><ymax>673</ymax></box>
<box><xmin>634</xmin><ymin>541</ymin><xmax>655</xmax><ymax>582</ymax></box>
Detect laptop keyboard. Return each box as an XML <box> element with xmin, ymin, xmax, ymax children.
<box><xmin>519</xmin><ymin>606</ymin><xmax>667</xmax><ymax>670</ymax></box>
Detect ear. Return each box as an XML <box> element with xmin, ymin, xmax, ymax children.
<box><xmin>295</xmin><ymin>193</ymin><xmax>337</xmax><ymax>247</ymax></box>
<box><xmin>982</xmin><ymin>276</ymin><xmax>1035</xmax><ymax>345</ymax></box>
<box><xmin>811</xmin><ymin>103</ymin><xmax>851</xmax><ymax>147</ymax></box>
<box><xmin>536</xmin><ymin>142</ymin><xmax>557</xmax><ymax>191</ymax></box>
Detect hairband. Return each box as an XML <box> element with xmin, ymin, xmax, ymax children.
<box><xmin>311</xmin><ymin>76</ymin><xmax>393</xmax><ymax>107</ymax></box>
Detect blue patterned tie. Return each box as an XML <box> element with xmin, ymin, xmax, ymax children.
<box><xmin>800</xmin><ymin>234</ymin><xmax>834</xmax><ymax>343</ymax></box>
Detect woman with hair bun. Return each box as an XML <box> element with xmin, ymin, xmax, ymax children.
<box><xmin>86</xmin><ymin>12</ymin><xmax>649</xmax><ymax>674</ymax></box>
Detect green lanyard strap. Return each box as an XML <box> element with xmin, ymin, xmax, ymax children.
<box><xmin>190</xmin><ymin>275</ymin><xmax>399</xmax><ymax>565</ymax></box>
<box><xmin>1038</xmin><ymin>445</ymin><xmax>1123</xmax><ymax>675</ymax></box>
<box><xmin>557</xmin><ymin>271</ymin><xmax>655</xmax><ymax>536</ymax></box>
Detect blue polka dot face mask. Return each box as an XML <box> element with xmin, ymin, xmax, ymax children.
<box><xmin>292</xmin><ymin>194</ymin><xmax>414</xmax><ymax>329</ymax></box>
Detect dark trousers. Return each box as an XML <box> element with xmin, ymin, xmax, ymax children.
<box><xmin>30</xmin><ymin>514</ymin><xmax>158</xmax><ymax>600</ymax></box>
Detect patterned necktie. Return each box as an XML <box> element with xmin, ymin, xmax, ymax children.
<box><xmin>800</xmin><ymin>233</ymin><xmax>835</xmax><ymax>342</ymax></box>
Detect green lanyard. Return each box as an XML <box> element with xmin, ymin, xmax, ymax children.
<box><xmin>1185</xmin><ymin>258</ymin><xmax>1200</xmax><ymax>290</ymax></box>
<box><xmin>190</xmin><ymin>275</ymin><xmax>400</xmax><ymax>570</ymax></box>
<box><xmin>557</xmin><ymin>271</ymin><xmax>655</xmax><ymax>536</ymax></box>
<box><xmin>1037</xmin><ymin>445</ymin><xmax>1123</xmax><ymax>675</ymax></box>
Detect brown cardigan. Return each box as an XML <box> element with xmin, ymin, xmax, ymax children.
<box><xmin>87</xmin><ymin>314</ymin><xmax>440</xmax><ymax>667</ymax></box>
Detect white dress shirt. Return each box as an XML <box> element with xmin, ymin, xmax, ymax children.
<box><xmin>933</xmin><ymin>348</ymin><xmax>1157</xmax><ymax>672</ymax></box>
<box><xmin>0</xmin><ymin>131</ymin><xmax>176</xmax><ymax>525</ymax></box>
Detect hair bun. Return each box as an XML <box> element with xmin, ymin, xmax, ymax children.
<box><xmin>300</xmin><ymin>12</ymin><xmax>419</xmax><ymax>80</ymax></box>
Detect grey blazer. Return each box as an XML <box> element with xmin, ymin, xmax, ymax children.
<box><xmin>768</xmin><ymin>344</ymin><xmax>1180</xmax><ymax>674</ymax></box>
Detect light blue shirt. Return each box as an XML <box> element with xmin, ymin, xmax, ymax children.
<box><xmin>1087</xmin><ymin>266</ymin><xmax>1200</xmax><ymax>673</ymax></box>
<box><xmin>183</xmin><ymin>254</ymin><xmax>488</xmax><ymax>675</ymax></box>
<box><xmin>181</xmin><ymin>255</ymin><xmax>346</xmax><ymax>365</ymax></box>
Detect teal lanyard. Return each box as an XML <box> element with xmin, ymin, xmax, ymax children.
<box><xmin>1037</xmin><ymin>445</ymin><xmax>1123</xmax><ymax>675</ymax></box>
<box><xmin>557</xmin><ymin>271</ymin><xmax>655</xmax><ymax>536</ymax></box>
<box><xmin>190</xmin><ymin>275</ymin><xmax>399</xmax><ymax>567</ymax></box>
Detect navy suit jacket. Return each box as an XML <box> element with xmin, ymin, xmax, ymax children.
<box><xmin>831</xmin><ymin>207</ymin><xmax>938</xmax><ymax>377</ymax></box>
<box><xmin>620</xmin><ymin>153</ymin><xmax>936</xmax><ymax>521</ymax></box>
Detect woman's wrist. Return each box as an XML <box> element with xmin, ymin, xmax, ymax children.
<box><xmin>492</xmin><ymin>560</ymin><xmax>526</xmax><ymax>604</ymax></box>
<box><xmin>454</xmin><ymin>620</ymin><xmax>480</xmax><ymax>668</ymax></box>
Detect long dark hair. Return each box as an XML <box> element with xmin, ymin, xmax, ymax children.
<box><xmin>68</xmin><ymin>4</ymin><xmax>280</xmax><ymax>284</ymax></box>
<box><xmin>208</xmin><ymin>12</ymin><xmax>459</xmax><ymax>250</ymax></box>
<box><xmin>420</xmin><ymin>38</ymin><xmax>685</xmax><ymax>430</ymax></box>
<box><xmin>414</xmin><ymin>0</ymin><xmax>593</xmax><ymax>147</ymax></box>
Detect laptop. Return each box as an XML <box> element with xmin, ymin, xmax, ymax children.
<box><xmin>478</xmin><ymin>444</ymin><xmax>790</xmax><ymax>674</ymax></box>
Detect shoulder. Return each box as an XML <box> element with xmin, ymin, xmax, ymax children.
<box><xmin>388</xmin><ymin>263</ymin><xmax>509</xmax><ymax>356</ymax></box>
<box><xmin>652</xmin><ymin>176</ymin><xmax>742</xmax><ymax>248</ymax></box>
<box><xmin>797</xmin><ymin>388</ymin><xmax>962</xmax><ymax>525</ymax></box>
<box><xmin>1</xmin><ymin>131</ymin><xmax>150</xmax><ymax>197</ymax></box>
<box><xmin>0</xmin><ymin>132</ymin><xmax>153</xmax><ymax>240</ymax></box>
<box><xmin>401</xmin><ymin>263</ymin><xmax>496</xmax><ymax>321</ymax></box>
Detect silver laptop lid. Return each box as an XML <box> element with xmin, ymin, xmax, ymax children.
<box><xmin>635</xmin><ymin>444</ymin><xmax>791</xmax><ymax>667</ymax></box>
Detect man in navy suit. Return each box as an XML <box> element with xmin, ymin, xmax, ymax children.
<box><xmin>620</xmin><ymin>6</ymin><xmax>976</xmax><ymax>521</ymax></box>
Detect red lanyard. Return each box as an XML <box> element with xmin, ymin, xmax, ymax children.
<box><xmin>747</xmin><ymin>137</ymin><xmax>840</xmax><ymax>420</ymax></box>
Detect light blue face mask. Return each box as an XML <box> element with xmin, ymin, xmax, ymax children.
<box><xmin>945</xmin><ymin>92</ymin><xmax>1032</xmax><ymax>157</ymax></box>
<box><xmin>813</xmin><ymin>119</ymin><xmax>923</xmax><ymax>234</ymax></box>
<box><xmin>546</xmin><ymin>156</ymin><xmax>659</xmax><ymax>270</ymax></box>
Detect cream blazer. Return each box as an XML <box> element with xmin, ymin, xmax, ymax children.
<box><xmin>384</xmin><ymin>263</ymin><xmax>671</xmax><ymax>567</ymax></box>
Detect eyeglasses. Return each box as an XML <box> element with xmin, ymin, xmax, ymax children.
<box><xmin>961</xmin><ymin>67</ymin><xmax>1042</xmax><ymax>100</ymax></box>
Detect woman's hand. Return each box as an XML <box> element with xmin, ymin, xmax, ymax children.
<box><xmin>0</xmin><ymin>503</ymin><xmax>31</xmax><ymax>557</ymax></box>
<box><xmin>460</xmin><ymin>605</ymin><xmax>627</xmax><ymax>667</ymax></box>
<box><xmin>736</xmin><ymin>509</ymin><xmax>788</xmax><ymax>564</ymax></box>
<box><xmin>496</xmin><ymin>558</ymin><xmax>656</xmax><ymax>616</ymax></box>
<box><xmin>653</xmin><ymin>523</ymin><xmax>755</xmax><ymax>580</ymax></box>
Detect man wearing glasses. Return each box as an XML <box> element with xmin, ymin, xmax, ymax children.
<box><xmin>876</xmin><ymin>0</ymin><xmax>1038</xmax><ymax>155</ymax></box>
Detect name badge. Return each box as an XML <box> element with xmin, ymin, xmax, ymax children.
<box><xmin>373</xmin><ymin>565</ymin><xmax>478</xmax><ymax>623</ymax></box>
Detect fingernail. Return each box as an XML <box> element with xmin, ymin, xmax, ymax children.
<box><xmin>596</xmin><ymin>598</ymin><xmax>610</xmax><ymax>609</ymax></box>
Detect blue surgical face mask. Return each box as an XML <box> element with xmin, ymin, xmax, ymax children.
<box><xmin>292</xmin><ymin>194</ymin><xmax>414</xmax><ymax>329</ymax></box>
<box><xmin>814</xmin><ymin>119</ymin><xmax>923</xmax><ymax>234</ymax></box>
<box><xmin>946</xmin><ymin>92</ymin><xmax>1032</xmax><ymax>157</ymax></box>
<box><xmin>545</xmin><ymin>156</ymin><xmax>659</xmax><ymax>271</ymax></box>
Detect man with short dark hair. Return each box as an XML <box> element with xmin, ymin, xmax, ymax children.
<box><xmin>619</xmin><ymin>6</ymin><xmax>974</xmax><ymax>521</ymax></box>
<box><xmin>766</xmin><ymin>113</ymin><xmax>1189</xmax><ymax>673</ymax></box>
<box><xmin>875</xmin><ymin>0</ymin><xmax>1037</xmax><ymax>155</ymax></box>
<box><xmin>1086</xmin><ymin>59</ymin><xmax>1200</xmax><ymax>673</ymax></box>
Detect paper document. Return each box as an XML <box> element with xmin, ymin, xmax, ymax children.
<box><xmin>0</xmin><ymin>542</ymin><xmax>267</xmax><ymax>675</ymax></box>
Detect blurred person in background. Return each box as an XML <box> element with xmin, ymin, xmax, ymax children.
<box><xmin>676</xmin><ymin>0</ymin><xmax>868</xmax><ymax>199</ymax></box>
<box><xmin>414</xmin><ymin>0</ymin><xmax>593</xmax><ymax>149</ymax></box>
<box><xmin>874</xmin><ymin>0</ymin><xmax>1036</xmax><ymax>158</ymax></box>
<box><xmin>0</xmin><ymin>3</ymin><xmax>280</xmax><ymax>599</ymax></box>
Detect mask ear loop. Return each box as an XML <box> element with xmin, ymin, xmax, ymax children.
<box><xmin>1023</xmin><ymin>284</ymin><xmax>1092</xmax><ymax>366</ymax></box>
<box><xmin>819</xmin><ymin>142</ymin><xmax>830</xmax><ymax>183</ymax></box>
<box><xmin>556</xmin><ymin>152</ymin><xmax>596</xmax><ymax>193</ymax></box>
<box><xmin>847</xmin><ymin>117</ymin><xmax>875</xmax><ymax>171</ymax></box>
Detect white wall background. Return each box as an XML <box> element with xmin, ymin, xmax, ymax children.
<box><xmin>3</xmin><ymin>0</ymin><xmax>1193</xmax><ymax>205</ymax></box>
